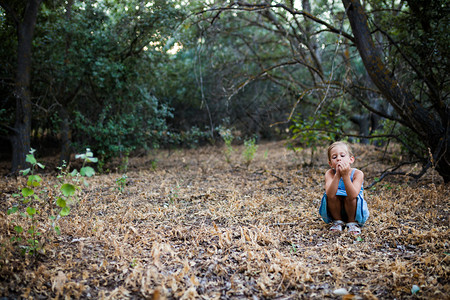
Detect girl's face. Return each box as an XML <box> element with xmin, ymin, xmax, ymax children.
<box><xmin>328</xmin><ymin>145</ymin><xmax>354</xmax><ymax>169</ymax></box>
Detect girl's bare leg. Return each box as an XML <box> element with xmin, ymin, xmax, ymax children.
<box><xmin>327</xmin><ymin>195</ymin><xmax>343</xmax><ymax>221</ymax></box>
<box><xmin>344</xmin><ymin>197</ymin><xmax>357</xmax><ymax>223</ymax></box>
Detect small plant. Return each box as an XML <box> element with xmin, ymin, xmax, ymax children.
<box><xmin>290</xmin><ymin>243</ymin><xmax>298</xmax><ymax>253</ymax></box>
<box><xmin>115</xmin><ymin>174</ymin><xmax>128</xmax><ymax>193</ymax></box>
<box><xmin>150</xmin><ymin>160</ymin><xmax>158</xmax><ymax>171</ymax></box>
<box><xmin>242</xmin><ymin>137</ymin><xmax>258</xmax><ymax>168</ymax></box>
<box><xmin>166</xmin><ymin>182</ymin><xmax>181</xmax><ymax>206</ymax></box>
<box><xmin>75</xmin><ymin>148</ymin><xmax>98</xmax><ymax>178</ymax></box>
<box><xmin>7</xmin><ymin>148</ymin><xmax>97</xmax><ymax>255</ymax></box>
<box><xmin>7</xmin><ymin>149</ymin><xmax>45</xmax><ymax>255</ymax></box>
<box><xmin>219</xmin><ymin>127</ymin><xmax>234</xmax><ymax>164</ymax></box>
<box><xmin>130</xmin><ymin>258</ymin><xmax>138</xmax><ymax>268</ymax></box>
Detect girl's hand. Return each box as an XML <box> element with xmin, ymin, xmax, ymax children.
<box><xmin>334</xmin><ymin>165</ymin><xmax>341</xmax><ymax>178</ymax></box>
<box><xmin>338</xmin><ymin>162</ymin><xmax>351</xmax><ymax>176</ymax></box>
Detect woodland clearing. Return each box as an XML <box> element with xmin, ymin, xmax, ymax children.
<box><xmin>0</xmin><ymin>141</ymin><xmax>448</xmax><ymax>299</ymax></box>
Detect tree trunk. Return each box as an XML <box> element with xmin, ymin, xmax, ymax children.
<box><xmin>11</xmin><ymin>31</ymin><xmax>33</xmax><ymax>172</ymax></box>
<box><xmin>350</xmin><ymin>115</ymin><xmax>370</xmax><ymax>144</ymax></box>
<box><xmin>59</xmin><ymin>0</ymin><xmax>74</xmax><ymax>166</ymax></box>
<box><xmin>2</xmin><ymin>0</ymin><xmax>42</xmax><ymax>172</ymax></box>
<box><xmin>342</xmin><ymin>0</ymin><xmax>450</xmax><ymax>182</ymax></box>
<box><xmin>59</xmin><ymin>107</ymin><xmax>72</xmax><ymax>165</ymax></box>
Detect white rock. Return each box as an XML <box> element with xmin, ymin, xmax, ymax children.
<box><xmin>333</xmin><ymin>288</ymin><xmax>349</xmax><ymax>296</ymax></box>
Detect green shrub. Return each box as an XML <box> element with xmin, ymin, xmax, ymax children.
<box><xmin>7</xmin><ymin>148</ymin><xmax>96</xmax><ymax>256</ymax></box>
<box><xmin>115</xmin><ymin>174</ymin><xmax>128</xmax><ymax>193</ymax></box>
<box><xmin>73</xmin><ymin>92</ymin><xmax>171</xmax><ymax>164</ymax></box>
<box><xmin>219</xmin><ymin>126</ymin><xmax>234</xmax><ymax>164</ymax></box>
<box><xmin>243</xmin><ymin>137</ymin><xmax>258</xmax><ymax>169</ymax></box>
<box><xmin>288</xmin><ymin>111</ymin><xmax>346</xmax><ymax>164</ymax></box>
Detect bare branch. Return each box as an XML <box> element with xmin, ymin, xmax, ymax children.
<box><xmin>366</xmin><ymin>161</ymin><xmax>430</xmax><ymax>188</ymax></box>
<box><xmin>196</xmin><ymin>1</ymin><xmax>355</xmax><ymax>42</ymax></box>
<box><xmin>228</xmin><ymin>59</ymin><xmax>322</xmax><ymax>101</ymax></box>
<box><xmin>342</xmin><ymin>84</ymin><xmax>404</xmax><ymax>123</ymax></box>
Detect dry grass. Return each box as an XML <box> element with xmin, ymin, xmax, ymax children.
<box><xmin>0</xmin><ymin>141</ymin><xmax>448</xmax><ymax>299</ymax></box>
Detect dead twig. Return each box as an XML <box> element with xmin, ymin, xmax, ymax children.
<box><xmin>366</xmin><ymin>160</ymin><xmax>428</xmax><ymax>188</ymax></box>
<box><xmin>271</xmin><ymin>222</ymin><xmax>297</xmax><ymax>226</ymax></box>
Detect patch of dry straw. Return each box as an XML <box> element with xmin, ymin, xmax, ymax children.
<box><xmin>0</xmin><ymin>141</ymin><xmax>448</xmax><ymax>299</ymax></box>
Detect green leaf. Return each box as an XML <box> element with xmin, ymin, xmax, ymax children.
<box><xmin>27</xmin><ymin>238</ymin><xmax>38</xmax><ymax>245</ymax></box>
<box><xmin>26</xmin><ymin>154</ymin><xmax>37</xmax><ymax>165</ymax></box>
<box><xmin>56</xmin><ymin>197</ymin><xmax>67</xmax><ymax>208</ymax></box>
<box><xmin>14</xmin><ymin>226</ymin><xmax>23</xmax><ymax>233</ymax></box>
<box><xmin>61</xmin><ymin>183</ymin><xmax>76</xmax><ymax>197</ymax></box>
<box><xmin>27</xmin><ymin>175</ymin><xmax>42</xmax><ymax>187</ymax></box>
<box><xmin>37</xmin><ymin>163</ymin><xmax>45</xmax><ymax>169</ymax></box>
<box><xmin>59</xmin><ymin>207</ymin><xmax>70</xmax><ymax>217</ymax></box>
<box><xmin>70</xmin><ymin>169</ymin><xmax>79</xmax><ymax>177</ymax></box>
<box><xmin>86</xmin><ymin>157</ymin><xmax>98</xmax><ymax>163</ymax></box>
<box><xmin>22</xmin><ymin>187</ymin><xmax>34</xmax><ymax>197</ymax></box>
<box><xmin>55</xmin><ymin>226</ymin><xmax>61</xmax><ymax>235</ymax></box>
<box><xmin>80</xmin><ymin>166</ymin><xmax>95</xmax><ymax>177</ymax></box>
<box><xmin>20</xmin><ymin>168</ymin><xmax>31</xmax><ymax>176</ymax></box>
<box><xmin>7</xmin><ymin>206</ymin><xmax>19</xmax><ymax>215</ymax></box>
<box><xmin>26</xmin><ymin>207</ymin><xmax>37</xmax><ymax>216</ymax></box>
<box><xmin>83</xmin><ymin>178</ymin><xmax>89</xmax><ymax>187</ymax></box>
<box><xmin>49</xmin><ymin>215</ymin><xmax>56</xmax><ymax>220</ymax></box>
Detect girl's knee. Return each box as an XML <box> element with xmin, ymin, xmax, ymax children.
<box><xmin>327</xmin><ymin>195</ymin><xmax>340</xmax><ymax>203</ymax></box>
<box><xmin>344</xmin><ymin>196</ymin><xmax>357</xmax><ymax>204</ymax></box>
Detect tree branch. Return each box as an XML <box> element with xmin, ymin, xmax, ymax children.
<box><xmin>366</xmin><ymin>160</ymin><xmax>430</xmax><ymax>188</ymax></box>
<box><xmin>228</xmin><ymin>59</ymin><xmax>323</xmax><ymax>101</ymax></box>
<box><xmin>342</xmin><ymin>84</ymin><xmax>404</xmax><ymax>123</ymax></box>
<box><xmin>196</xmin><ymin>1</ymin><xmax>355</xmax><ymax>42</ymax></box>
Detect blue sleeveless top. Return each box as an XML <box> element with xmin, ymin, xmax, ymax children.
<box><xmin>335</xmin><ymin>169</ymin><xmax>364</xmax><ymax>197</ymax></box>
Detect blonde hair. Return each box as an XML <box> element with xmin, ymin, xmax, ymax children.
<box><xmin>327</xmin><ymin>141</ymin><xmax>353</xmax><ymax>161</ymax></box>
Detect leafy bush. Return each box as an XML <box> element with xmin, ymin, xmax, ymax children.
<box><xmin>73</xmin><ymin>92</ymin><xmax>172</xmax><ymax>164</ymax></box>
<box><xmin>288</xmin><ymin>111</ymin><xmax>347</xmax><ymax>164</ymax></box>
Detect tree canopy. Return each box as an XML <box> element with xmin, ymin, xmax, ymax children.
<box><xmin>0</xmin><ymin>0</ymin><xmax>448</xmax><ymax>181</ymax></box>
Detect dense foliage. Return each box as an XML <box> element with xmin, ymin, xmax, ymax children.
<box><xmin>0</xmin><ymin>0</ymin><xmax>448</xmax><ymax>180</ymax></box>
<box><xmin>33</xmin><ymin>1</ymin><xmax>181</xmax><ymax>160</ymax></box>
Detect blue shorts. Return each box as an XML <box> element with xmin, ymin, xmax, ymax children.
<box><xmin>319</xmin><ymin>192</ymin><xmax>369</xmax><ymax>226</ymax></box>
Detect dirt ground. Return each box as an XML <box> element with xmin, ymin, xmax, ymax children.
<box><xmin>0</xmin><ymin>141</ymin><xmax>448</xmax><ymax>299</ymax></box>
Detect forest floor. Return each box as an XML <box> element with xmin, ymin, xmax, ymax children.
<box><xmin>0</xmin><ymin>141</ymin><xmax>448</xmax><ymax>299</ymax></box>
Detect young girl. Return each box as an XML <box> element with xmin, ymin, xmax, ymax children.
<box><xmin>319</xmin><ymin>141</ymin><xmax>369</xmax><ymax>234</ymax></box>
